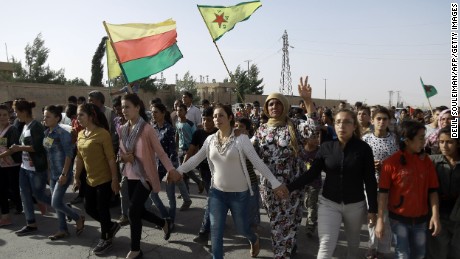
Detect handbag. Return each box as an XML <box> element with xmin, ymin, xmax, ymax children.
<box><xmin>450</xmin><ymin>196</ymin><xmax>460</xmax><ymax>222</ymax></box>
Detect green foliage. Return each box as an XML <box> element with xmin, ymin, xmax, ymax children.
<box><xmin>66</xmin><ymin>77</ymin><xmax>88</xmax><ymax>86</ymax></box>
<box><xmin>90</xmin><ymin>36</ymin><xmax>107</xmax><ymax>86</ymax></box>
<box><xmin>10</xmin><ymin>33</ymin><xmax>69</xmax><ymax>85</ymax></box>
<box><xmin>231</xmin><ymin>64</ymin><xmax>264</xmax><ymax>102</ymax></box>
<box><xmin>175</xmin><ymin>71</ymin><xmax>200</xmax><ymax>104</ymax></box>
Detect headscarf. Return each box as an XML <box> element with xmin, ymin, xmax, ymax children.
<box><xmin>426</xmin><ymin>109</ymin><xmax>450</xmax><ymax>154</ymax></box>
<box><xmin>263</xmin><ymin>93</ymin><xmax>299</xmax><ymax>156</ymax></box>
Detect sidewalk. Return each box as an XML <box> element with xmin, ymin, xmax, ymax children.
<box><xmin>0</xmin><ymin>184</ymin><xmax>390</xmax><ymax>259</ymax></box>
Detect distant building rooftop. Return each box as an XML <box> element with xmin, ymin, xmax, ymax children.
<box><xmin>0</xmin><ymin>62</ymin><xmax>15</xmax><ymax>72</ymax></box>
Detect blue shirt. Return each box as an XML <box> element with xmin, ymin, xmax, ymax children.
<box><xmin>43</xmin><ymin>125</ymin><xmax>74</xmax><ymax>180</ymax></box>
<box><xmin>176</xmin><ymin>119</ymin><xmax>196</xmax><ymax>151</ymax></box>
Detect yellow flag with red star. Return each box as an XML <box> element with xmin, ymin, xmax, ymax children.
<box><xmin>197</xmin><ymin>1</ymin><xmax>262</xmax><ymax>41</ymax></box>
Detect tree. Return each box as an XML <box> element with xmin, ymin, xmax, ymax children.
<box><xmin>231</xmin><ymin>64</ymin><xmax>264</xmax><ymax>102</ymax></box>
<box><xmin>11</xmin><ymin>33</ymin><xmax>68</xmax><ymax>84</ymax></box>
<box><xmin>90</xmin><ymin>36</ymin><xmax>107</xmax><ymax>86</ymax></box>
<box><xmin>66</xmin><ymin>77</ymin><xmax>88</xmax><ymax>86</ymax></box>
<box><xmin>175</xmin><ymin>71</ymin><xmax>200</xmax><ymax>104</ymax></box>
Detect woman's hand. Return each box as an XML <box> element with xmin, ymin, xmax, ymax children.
<box><xmin>429</xmin><ymin>214</ymin><xmax>441</xmax><ymax>236</ymax></box>
<box><xmin>166</xmin><ymin>169</ymin><xmax>183</xmax><ymax>183</ymax></box>
<box><xmin>273</xmin><ymin>184</ymin><xmax>289</xmax><ymax>199</ymax></box>
<box><xmin>58</xmin><ymin>174</ymin><xmax>67</xmax><ymax>186</ymax></box>
<box><xmin>111</xmin><ymin>179</ymin><xmax>120</xmax><ymax>194</ymax></box>
<box><xmin>368</xmin><ymin>213</ymin><xmax>377</xmax><ymax>227</ymax></box>
<box><xmin>375</xmin><ymin>218</ymin><xmax>384</xmax><ymax>239</ymax></box>
<box><xmin>298</xmin><ymin>76</ymin><xmax>312</xmax><ymax>102</ymax></box>
<box><xmin>73</xmin><ymin>178</ymin><xmax>81</xmax><ymax>192</ymax></box>
<box><xmin>9</xmin><ymin>144</ymin><xmax>21</xmax><ymax>153</ymax></box>
<box><xmin>121</xmin><ymin>152</ymin><xmax>135</xmax><ymax>163</ymax></box>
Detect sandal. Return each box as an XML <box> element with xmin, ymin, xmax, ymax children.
<box><xmin>48</xmin><ymin>231</ymin><xmax>70</xmax><ymax>240</ymax></box>
<box><xmin>76</xmin><ymin>215</ymin><xmax>85</xmax><ymax>236</ymax></box>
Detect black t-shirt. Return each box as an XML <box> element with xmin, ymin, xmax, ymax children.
<box><xmin>191</xmin><ymin>128</ymin><xmax>218</xmax><ymax>172</ymax></box>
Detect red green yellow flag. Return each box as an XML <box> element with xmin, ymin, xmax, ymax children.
<box><xmin>420</xmin><ymin>77</ymin><xmax>438</xmax><ymax>99</ymax></box>
<box><xmin>103</xmin><ymin>19</ymin><xmax>183</xmax><ymax>83</ymax></box>
<box><xmin>106</xmin><ymin>39</ymin><xmax>122</xmax><ymax>80</ymax></box>
<box><xmin>197</xmin><ymin>1</ymin><xmax>262</xmax><ymax>41</ymax></box>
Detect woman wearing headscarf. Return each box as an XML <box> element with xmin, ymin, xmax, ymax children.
<box><xmin>252</xmin><ymin>77</ymin><xmax>319</xmax><ymax>258</ymax></box>
<box><xmin>425</xmin><ymin>109</ymin><xmax>453</xmax><ymax>155</ymax></box>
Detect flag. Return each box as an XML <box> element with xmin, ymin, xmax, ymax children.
<box><xmin>420</xmin><ymin>77</ymin><xmax>438</xmax><ymax>98</ymax></box>
<box><xmin>106</xmin><ymin>39</ymin><xmax>122</xmax><ymax>79</ymax></box>
<box><xmin>197</xmin><ymin>1</ymin><xmax>262</xmax><ymax>41</ymax></box>
<box><xmin>104</xmin><ymin>19</ymin><xmax>183</xmax><ymax>83</ymax></box>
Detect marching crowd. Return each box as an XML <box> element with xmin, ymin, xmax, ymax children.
<box><xmin>0</xmin><ymin>76</ymin><xmax>459</xmax><ymax>259</ymax></box>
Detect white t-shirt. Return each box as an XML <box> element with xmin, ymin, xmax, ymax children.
<box><xmin>20</xmin><ymin>123</ymin><xmax>35</xmax><ymax>171</ymax></box>
<box><xmin>186</xmin><ymin>105</ymin><xmax>202</xmax><ymax>127</ymax></box>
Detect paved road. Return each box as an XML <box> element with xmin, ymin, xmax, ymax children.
<box><xmin>0</xmin><ymin>182</ymin><xmax>392</xmax><ymax>259</ymax></box>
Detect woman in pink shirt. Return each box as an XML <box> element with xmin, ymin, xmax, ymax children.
<box><xmin>119</xmin><ymin>94</ymin><xmax>179</xmax><ymax>259</ymax></box>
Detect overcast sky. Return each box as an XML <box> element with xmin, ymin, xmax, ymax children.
<box><xmin>0</xmin><ymin>0</ymin><xmax>451</xmax><ymax>108</ymax></box>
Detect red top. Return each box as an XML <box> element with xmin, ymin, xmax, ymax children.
<box><xmin>379</xmin><ymin>150</ymin><xmax>439</xmax><ymax>218</ymax></box>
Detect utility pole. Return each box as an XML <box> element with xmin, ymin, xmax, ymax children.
<box><xmin>323</xmin><ymin>78</ymin><xmax>327</xmax><ymax>100</ymax></box>
<box><xmin>396</xmin><ymin>91</ymin><xmax>401</xmax><ymax>107</ymax></box>
<box><xmin>388</xmin><ymin>90</ymin><xmax>394</xmax><ymax>107</ymax></box>
<box><xmin>244</xmin><ymin>60</ymin><xmax>252</xmax><ymax>73</ymax></box>
<box><xmin>279</xmin><ymin>30</ymin><xmax>293</xmax><ymax>95</ymax></box>
<box><xmin>5</xmin><ymin>43</ymin><xmax>9</xmax><ymax>62</ymax></box>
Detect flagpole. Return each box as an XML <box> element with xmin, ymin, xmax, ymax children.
<box><xmin>212</xmin><ymin>41</ymin><xmax>244</xmax><ymax>103</ymax></box>
<box><xmin>426</xmin><ymin>96</ymin><xmax>434</xmax><ymax>116</ymax></box>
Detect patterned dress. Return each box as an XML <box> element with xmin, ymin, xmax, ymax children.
<box><xmin>253</xmin><ymin>116</ymin><xmax>319</xmax><ymax>258</ymax></box>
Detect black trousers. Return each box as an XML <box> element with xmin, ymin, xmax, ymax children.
<box><xmin>0</xmin><ymin>166</ymin><xmax>21</xmax><ymax>214</ymax></box>
<box><xmin>84</xmin><ymin>181</ymin><xmax>115</xmax><ymax>240</ymax></box>
<box><xmin>128</xmin><ymin>179</ymin><xmax>165</xmax><ymax>251</ymax></box>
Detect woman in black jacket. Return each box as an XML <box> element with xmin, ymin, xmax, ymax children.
<box><xmin>288</xmin><ymin>109</ymin><xmax>377</xmax><ymax>259</ymax></box>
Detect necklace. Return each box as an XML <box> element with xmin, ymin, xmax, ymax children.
<box><xmin>214</xmin><ymin>131</ymin><xmax>234</xmax><ymax>155</ymax></box>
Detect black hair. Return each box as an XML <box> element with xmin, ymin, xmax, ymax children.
<box><xmin>237</xmin><ymin>117</ymin><xmax>253</xmax><ymax>136</ymax></box>
<box><xmin>150</xmin><ymin>98</ymin><xmax>162</xmax><ymax>105</ymax></box>
<box><xmin>122</xmin><ymin>93</ymin><xmax>149</xmax><ymax>122</ymax></box>
<box><xmin>65</xmin><ymin>103</ymin><xmax>77</xmax><ymax>119</ymax></box>
<box><xmin>77</xmin><ymin>96</ymin><xmax>86</xmax><ymax>103</ymax></box>
<box><xmin>371</xmin><ymin>106</ymin><xmax>391</xmax><ymax>120</ymax></box>
<box><xmin>113</xmin><ymin>96</ymin><xmax>122</xmax><ymax>107</ymax></box>
<box><xmin>78</xmin><ymin>103</ymin><xmax>109</xmax><ymax>130</ymax></box>
<box><xmin>214</xmin><ymin>103</ymin><xmax>235</xmax><ymax>127</ymax></box>
<box><xmin>357</xmin><ymin>106</ymin><xmax>371</xmax><ymax>115</ymax></box>
<box><xmin>0</xmin><ymin>104</ymin><xmax>9</xmax><ymax>112</ymax></box>
<box><xmin>88</xmin><ymin>91</ymin><xmax>105</xmax><ymax>104</ymax></box>
<box><xmin>44</xmin><ymin>105</ymin><xmax>63</xmax><ymax>123</ymax></box>
<box><xmin>68</xmin><ymin>96</ymin><xmax>77</xmax><ymax>104</ymax></box>
<box><xmin>398</xmin><ymin>120</ymin><xmax>425</xmax><ymax>165</ymax></box>
<box><xmin>182</xmin><ymin>91</ymin><xmax>193</xmax><ymax>99</ymax></box>
<box><xmin>152</xmin><ymin>102</ymin><xmax>172</xmax><ymax>125</ymax></box>
<box><xmin>178</xmin><ymin>103</ymin><xmax>187</xmax><ymax>112</ymax></box>
<box><xmin>202</xmin><ymin>107</ymin><xmax>214</xmax><ymax>117</ymax></box>
<box><xmin>201</xmin><ymin>99</ymin><xmax>210</xmax><ymax>105</ymax></box>
<box><xmin>354</xmin><ymin>101</ymin><xmax>363</xmax><ymax>108</ymax></box>
<box><xmin>13</xmin><ymin>99</ymin><xmax>36</xmax><ymax>116</ymax></box>
<box><xmin>253</xmin><ymin>100</ymin><xmax>260</xmax><ymax>107</ymax></box>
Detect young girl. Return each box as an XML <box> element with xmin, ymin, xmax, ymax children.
<box><xmin>376</xmin><ymin>120</ymin><xmax>441</xmax><ymax>259</ymax></box>
<box><xmin>119</xmin><ymin>94</ymin><xmax>177</xmax><ymax>259</ymax></box>
<box><xmin>43</xmin><ymin>105</ymin><xmax>85</xmax><ymax>240</ymax></box>
<box><xmin>362</xmin><ymin>106</ymin><xmax>398</xmax><ymax>259</ymax></box>
<box><xmin>426</xmin><ymin>127</ymin><xmax>460</xmax><ymax>259</ymax></box>
<box><xmin>73</xmin><ymin>103</ymin><xmax>120</xmax><ymax>255</ymax></box>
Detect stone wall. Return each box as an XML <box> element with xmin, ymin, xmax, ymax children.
<box><xmin>0</xmin><ymin>81</ymin><xmax>175</xmax><ymax>120</ymax></box>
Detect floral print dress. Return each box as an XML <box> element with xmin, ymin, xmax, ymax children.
<box><xmin>253</xmin><ymin>116</ymin><xmax>319</xmax><ymax>258</ymax></box>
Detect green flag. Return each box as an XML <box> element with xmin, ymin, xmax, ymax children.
<box><xmin>197</xmin><ymin>1</ymin><xmax>262</xmax><ymax>41</ymax></box>
<box><xmin>420</xmin><ymin>77</ymin><xmax>438</xmax><ymax>98</ymax></box>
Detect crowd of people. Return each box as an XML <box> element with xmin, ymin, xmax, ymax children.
<box><xmin>0</xmin><ymin>77</ymin><xmax>458</xmax><ymax>259</ymax></box>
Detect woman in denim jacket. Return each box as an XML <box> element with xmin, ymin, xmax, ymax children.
<box><xmin>43</xmin><ymin>105</ymin><xmax>85</xmax><ymax>240</ymax></box>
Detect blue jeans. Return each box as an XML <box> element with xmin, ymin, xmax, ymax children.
<box><xmin>209</xmin><ymin>188</ymin><xmax>257</xmax><ymax>259</ymax></box>
<box><xmin>50</xmin><ymin>172</ymin><xmax>80</xmax><ymax>232</ymax></box>
<box><xmin>248</xmin><ymin>184</ymin><xmax>261</xmax><ymax>228</ymax></box>
<box><xmin>390</xmin><ymin>219</ymin><xmax>427</xmax><ymax>259</ymax></box>
<box><xmin>149</xmin><ymin>182</ymin><xmax>176</xmax><ymax>222</ymax></box>
<box><xmin>19</xmin><ymin>168</ymin><xmax>51</xmax><ymax>224</ymax></box>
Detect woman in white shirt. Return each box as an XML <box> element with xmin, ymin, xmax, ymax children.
<box><xmin>170</xmin><ymin>104</ymin><xmax>288</xmax><ymax>259</ymax></box>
